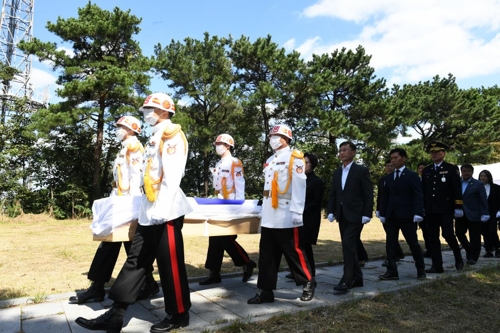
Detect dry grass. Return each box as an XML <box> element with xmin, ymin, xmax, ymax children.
<box><xmin>215</xmin><ymin>265</ymin><xmax>500</xmax><ymax>333</ymax></box>
<box><xmin>1</xmin><ymin>213</ymin><xmax>428</xmax><ymax>300</ymax></box>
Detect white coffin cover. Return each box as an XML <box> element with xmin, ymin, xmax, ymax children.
<box><xmin>90</xmin><ymin>196</ymin><xmax>142</xmax><ymax>236</ymax></box>
<box><xmin>184</xmin><ymin>197</ymin><xmax>261</xmax><ymax>222</ymax></box>
<box><xmin>91</xmin><ymin>196</ymin><xmax>261</xmax><ymax>236</ymax></box>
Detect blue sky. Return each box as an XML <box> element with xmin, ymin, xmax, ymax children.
<box><xmin>30</xmin><ymin>0</ymin><xmax>500</xmax><ymax>105</ymax></box>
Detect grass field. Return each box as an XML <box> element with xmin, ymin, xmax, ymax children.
<box><xmin>1</xmin><ymin>213</ymin><xmax>424</xmax><ymax>301</ymax></box>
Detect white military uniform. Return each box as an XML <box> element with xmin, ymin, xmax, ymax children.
<box><xmin>212</xmin><ymin>155</ymin><xmax>245</xmax><ymax>200</ymax></box>
<box><xmin>261</xmin><ymin>146</ymin><xmax>307</xmax><ymax>228</ymax></box>
<box><xmin>139</xmin><ymin>119</ymin><xmax>193</xmax><ymax>225</ymax></box>
<box><xmin>111</xmin><ymin>136</ymin><xmax>143</xmax><ymax>196</ymax></box>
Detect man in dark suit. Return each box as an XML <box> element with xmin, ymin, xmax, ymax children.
<box><xmin>379</xmin><ymin>148</ymin><xmax>426</xmax><ymax>280</ymax></box>
<box><xmin>455</xmin><ymin>164</ymin><xmax>489</xmax><ymax>265</ymax></box>
<box><xmin>422</xmin><ymin>142</ymin><xmax>464</xmax><ymax>273</ymax></box>
<box><xmin>376</xmin><ymin>159</ymin><xmax>405</xmax><ymax>266</ymax></box>
<box><xmin>327</xmin><ymin>141</ymin><xmax>374</xmax><ymax>292</ymax></box>
<box><xmin>287</xmin><ymin>153</ymin><xmax>325</xmax><ymax>280</ymax></box>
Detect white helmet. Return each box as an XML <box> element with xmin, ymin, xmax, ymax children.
<box><xmin>139</xmin><ymin>93</ymin><xmax>176</xmax><ymax>114</ymax></box>
<box><xmin>214</xmin><ymin>134</ymin><xmax>234</xmax><ymax>147</ymax></box>
<box><xmin>116</xmin><ymin>116</ymin><xmax>141</xmax><ymax>134</ymax></box>
<box><xmin>268</xmin><ymin>124</ymin><xmax>292</xmax><ymax>140</ymax></box>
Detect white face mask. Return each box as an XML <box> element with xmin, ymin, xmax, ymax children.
<box><xmin>143</xmin><ymin>109</ymin><xmax>159</xmax><ymax>126</ymax></box>
<box><xmin>216</xmin><ymin>145</ymin><xmax>227</xmax><ymax>156</ymax></box>
<box><xmin>115</xmin><ymin>128</ymin><xmax>127</xmax><ymax>141</ymax></box>
<box><xmin>269</xmin><ymin>136</ymin><xmax>283</xmax><ymax>150</ymax></box>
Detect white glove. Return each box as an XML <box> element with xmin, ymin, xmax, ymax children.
<box><xmin>413</xmin><ymin>215</ymin><xmax>424</xmax><ymax>223</ymax></box>
<box><xmin>362</xmin><ymin>216</ymin><xmax>371</xmax><ymax>224</ymax></box>
<box><xmin>496</xmin><ymin>211</ymin><xmax>500</xmax><ymax>218</ymax></box>
<box><xmin>376</xmin><ymin>211</ymin><xmax>380</xmax><ymax>218</ymax></box>
<box><xmin>454</xmin><ymin>209</ymin><xmax>464</xmax><ymax>218</ymax></box>
<box><xmin>481</xmin><ymin>215</ymin><xmax>490</xmax><ymax>222</ymax></box>
<box><xmin>292</xmin><ymin>212</ymin><xmax>303</xmax><ymax>225</ymax></box>
<box><xmin>380</xmin><ymin>216</ymin><xmax>386</xmax><ymax>223</ymax></box>
<box><xmin>327</xmin><ymin>213</ymin><xmax>335</xmax><ymax>223</ymax></box>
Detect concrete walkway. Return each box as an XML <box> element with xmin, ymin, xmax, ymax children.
<box><xmin>1</xmin><ymin>249</ymin><xmax>498</xmax><ymax>333</ymax></box>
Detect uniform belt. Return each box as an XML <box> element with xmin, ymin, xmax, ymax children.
<box><xmin>263</xmin><ymin>190</ymin><xmax>292</xmax><ymax>200</ymax></box>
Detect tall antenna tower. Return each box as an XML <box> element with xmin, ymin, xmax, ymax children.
<box><xmin>0</xmin><ymin>0</ymin><xmax>43</xmax><ymax>123</ymax></box>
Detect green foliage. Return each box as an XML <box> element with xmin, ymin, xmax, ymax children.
<box><xmin>19</xmin><ymin>2</ymin><xmax>152</xmax><ymax>202</ymax></box>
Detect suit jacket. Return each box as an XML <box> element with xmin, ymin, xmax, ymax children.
<box><xmin>380</xmin><ymin>167</ymin><xmax>424</xmax><ymax>220</ymax></box>
<box><xmin>486</xmin><ymin>183</ymin><xmax>500</xmax><ymax>219</ymax></box>
<box><xmin>422</xmin><ymin>161</ymin><xmax>463</xmax><ymax>215</ymax></box>
<box><xmin>327</xmin><ymin>162</ymin><xmax>374</xmax><ymax>223</ymax></box>
<box><xmin>300</xmin><ymin>171</ymin><xmax>325</xmax><ymax>244</ymax></box>
<box><xmin>376</xmin><ymin>174</ymin><xmax>389</xmax><ymax>212</ymax></box>
<box><xmin>461</xmin><ymin>177</ymin><xmax>489</xmax><ymax>221</ymax></box>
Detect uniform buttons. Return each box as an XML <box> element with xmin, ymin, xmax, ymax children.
<box><xmin>285</xmin><ymin>201</ymin><xmax>289</xmax><ymax>205</ymax></box>
<box><xmin>432</xmin><ymin>194</ymin><xmax>435</xmax><ymax>196</ymax></box>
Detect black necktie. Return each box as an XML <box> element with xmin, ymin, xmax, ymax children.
<box><xmin>395</xmin><ymin>169</ymin><xmax>400</xmax><ymax>180</ymax></box>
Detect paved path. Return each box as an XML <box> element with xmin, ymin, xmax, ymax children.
<box><xmin>1</xmin><ymin>249</ymin><xmax>498</xmax><ymax>333</ymax></box>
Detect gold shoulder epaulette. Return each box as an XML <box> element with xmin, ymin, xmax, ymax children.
<box><xmin>292</xmin><ymin>150</ymin><xmax>304</xmax><ymax>158</ymax></box>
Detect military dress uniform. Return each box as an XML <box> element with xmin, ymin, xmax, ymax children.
<box><xmin>88</xmin><ymin>136</ymin><xmax>144</xmax><ymax>284</ymax></box>
<box><xmin>422</xmin><ymin>161</ymin><xmax>464</xmax><ymax>271</ymax></box>
<box><xmin>256</xmin><ymin>147</ymin><xmax>314</xmax><ymax>292</ymax></box>
<box><xmin>200</xmin><ymin>155</ymin><xmax>256</xmax><ymax>284</ymax></box>
<box><xmin>70</xmin><ymin>136</ymin><xmax>148</xmax><ymax>304</ymax></box>
<box><xmin>107</xmin><ymin>119</ymin><xmax>193</xmax><ymax>317</ymax></box>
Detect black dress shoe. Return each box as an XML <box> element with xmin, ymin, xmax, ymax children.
<box><xmin>425</xmin><ymin>266</ymin><xmax>444</xmax><ymax>273</ymax></box>
<box><xmin>69</xmin><ymin>282</ymin><xmax>105</xmax><ymax>304</ymax></box>
<box><xmin>199</xmin><ymin>270</ymin><xmax>221</xmax><ymax>285</ymax></box>
<box><xmin>378</xmin><ymin>273</ymin><xmax>399</xmax><ymax>280</ymax></box>
<box><xmin>75</xmin><ymin>306</ymin><xmax>124</xmax><ymax>332</ymax></box>
<box><xmin>150</xmin><ymin>312</ymin><xmax>189</xmax><ymax>333</ymax></box>
<box><xmin>484</xmin><ymin>252</ymin><xmax>494</xmax><ymax>258</ymax></box>
<box><xmin>285</xmin><ymin>272</ymin><xmax>294</xmax><ymax>280</ymax></box>
<box><xmin>248</xmin><ymin>289</ymin><xmax>274</xmax><ymax>304</ymax></box>
<box><xmin>417</xmin><ymin>272</ymin><xmax>427</xmax><ymax>280</ymax></box>
<box><xmin>242</xmin><ymin>260</ymin><xmax>257</xmax><ymax>282</ymax></box>
<box><xmin>466</xmin><ymin>259</ymin><xmax>476</xmax><ymax>265</ymax></box>
<box><xmin>350</xmin><ymin>280</ymin><xmax>364</xmax><ymax>288</ymax></box>
<box><xmin>300</xmin><ymin>278</ymin><xmax>316</xmax><ymax>301</ymax></box>
<box><xmin>333</xmin><ymin>282</ymin><xmax>350</xmax><ymax>292</ymax></box>
<box><xmin>137</xmin><ymin>273</ymin><xmax>160</xmax><ymax>300</ymax></box>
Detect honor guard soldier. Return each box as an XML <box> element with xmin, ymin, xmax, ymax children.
<box><xmin>422</xmin><ymin>141</ymin><xmax>465</xmax><ymax>273</ymax></box>
<box><xmin>76</xmin><ymin>93</ymin><xmax>193</xmax><ymax>333</ymax></box>
<box><xmin>69</xmin><ymin>116</ymin><xmax>158</xmax><ymax>304</ymax></box>
<box><xmin>199</xmin><ymin>134</ymin><xmax>257</xmax><ymax>285</ymax></box>
<box><xmin>248</xmin><ymin>124</ymin><xmax>316</xmax><ymax>304</ymax></box>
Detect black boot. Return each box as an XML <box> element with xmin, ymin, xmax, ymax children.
<box><xmin>137</xmin><ymin>272</ymin><xmax>160</xmax><ymax>300</ymax></box>
<box><xmin>75</xmin><ymin>304</ymin><xmax>125</xmax><ymax>332</ymax></box>
<box><xmin>300</xmin><ymin>278</ymin><xmax>317</xmax><ymax>301</ymax></box>
<box><xmin>150</xmin><ymin>312</ymin><xmax>189</xmax><ymax>332</ymax></box>
<box><xmin>69</xmin><ymin>281</ymin><xmax>105</xmax><ymax>304</ymax></box>
<box><xmin>242</xmin><ymin>260</ymin><xmax>257</xmax><ymax>282</ymax></box>
<box><xmin>247</xmin><ymin>289</ymin><xmax>274</xmax><ymax>304</ymax></box>
<box><xmin>199</xmin><ymin>270</ymin><xmax>221</xmax><ymax>285</ymax></box>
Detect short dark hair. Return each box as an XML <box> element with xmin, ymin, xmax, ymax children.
<box><xmin>339</xmin><ymin>141</ymin><xmax>356</xmax><ymax>151</ymax></box>
<box><xmin>385</xmin><ymin>159</ymin><xmax>391</xmax><ymax>165</ymax></box>
<box><xmin>389</xmin><ymin>148</ymin><xmax>407</xmax><ymax>158</ymax></box>
<box><xmin>461</xmin><ymin>164</ymin><xmax>474</xmax><ymax>172</ymax></box>
<box><xmin>304</xmin><ymin>153</ymin><xmax>319</xmax><ymax>169</ymax></box>
<box><xmin>417</xmin><ymin>162</ymin><xmax>426</xmax><ymax>168</ymax></box>
<box><xmin>479</xmin><ymin>170</ymin><xmax>493</xmax><ymax>185</ymax></box>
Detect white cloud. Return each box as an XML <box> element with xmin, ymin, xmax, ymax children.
<box><xmin>301</xmin><ymin>0</ymin><xmax>500</xmax><ymax>84</ymax></box>
<box><xmin>30</xmin><ymin>67</ymin><xmax>59</xmax><ymax>104</ymax></box>
<box><xmin>283</xmin><ymin>38</ymin><xmax>296</xmax><ymax>51</ymax></box>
